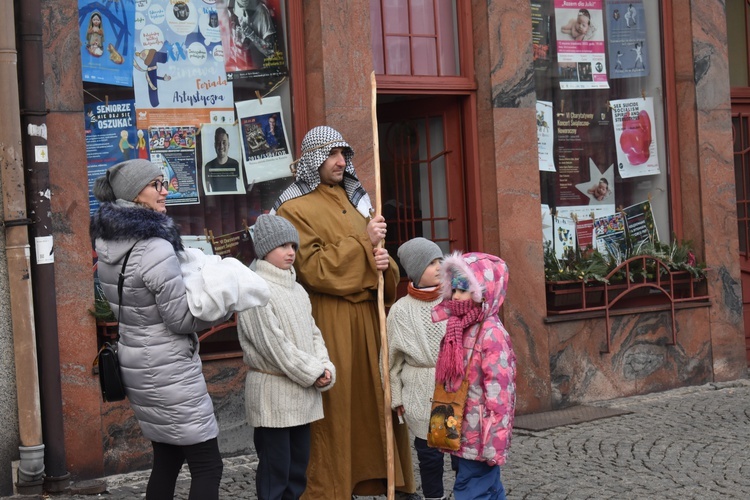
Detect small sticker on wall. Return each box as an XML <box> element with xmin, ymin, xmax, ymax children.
<box><xmin>34</xmin><ymin>145</ymin><xmax>49</xmax><ymax>163</ymax></box>
<box><xmin>35</xmin><ymin>235</ymin><xmax>54</xmax><ymax>265</ymax></box>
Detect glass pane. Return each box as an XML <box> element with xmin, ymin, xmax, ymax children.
<box><xmin>437</xmin><ymin>0</ymin><xmax>460</xmax><ymax>75</ymax></box>
<box><xmin>410</xmin><ymin>0</ymin><xmax>436</xmax><ymax>35</ymax></box>
<box><xmin>383</xmin><ymin>0</ymin><xmax>409</xmax><ymax>33</ymax></box>
<box><xmin>413</xmin><ymin>38</ymin><xmax>438</xmax><ymax>75</ymax></box>
<box><xmin>727</xmin><ymin>0</ymin><xmax>749</xmax><ymax>87</ymax></box>
<box><xmin>534</xmin><ymin>0</ymin><xmax>671</xmax><ymax>246</ymax></box>
<box><xmin>386</xmin><ymin>36</ymin><xmax>411</xmax><ymax>74</ymax></box>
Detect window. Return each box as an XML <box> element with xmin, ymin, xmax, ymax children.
<box><xmin>533</xmin><ymin>0</ymin><xmax>673</xmax><ymax>260</ymax></box>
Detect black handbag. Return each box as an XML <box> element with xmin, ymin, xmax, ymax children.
<box><xmin>96</xmin><ymin>244</ymin><xmax>136</xmax><ymax>402</ymax></box>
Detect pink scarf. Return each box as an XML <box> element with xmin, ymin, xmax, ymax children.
<box><xmin>435</xmin><ymin>299</ymin><xmax>482</xmax><ymax>391</ymax></box>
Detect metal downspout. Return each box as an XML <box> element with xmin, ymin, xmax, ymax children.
<box><xmin>0</xmin><ymin>0</ymin><xmax>45</xmax><ymax>495</ymax></box>
<box><xmin>16</xmin><ymin>0</ymin><xmax>71</xmax><ymax>493</ymax></box>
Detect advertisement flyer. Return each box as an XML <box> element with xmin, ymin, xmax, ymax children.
<box><xmin>200</xmin><ymin>123</ymin><xmax>247</xmax><ymax>195</ymax></box>
<box><xmin>537</xmin><ymin>100</ymin><xmax>556</xmax><ymax>172</ymax></box>
<box><xmin>531</xmin><ymin>2</ymin><xmax>553</xmax><ymax>72</ymax></box>
<box><xmin>85</xmin><ymin>99</ymin><xmax>144</xmax><ymax>215</ymax></box>
<box><xmin>623</xmin><ymin>200</ymin><xmax>659</xmax><ymax>245</ymax></box>
<box><xmin>235</xmin><ymin>96</ymin><xmax>292</xmax><ymax>183</ymax></box>
<box><xmin>215</xmin><ymin>0</ymin><xmax>288</xmax><ymax>81</ymax></box>
<box><xmin>554</xmin><ymin>0</ymin><xmax>609</xmax><ymax>90</ymax></box>
<box><xmin>210</xmin><ymin>228</ymin><xmax>256</xmax><ymax>265</ymax></box>
<box><xmin>594</xmin><ymin>212</ymin><xmax>626</xmax><ymax>257</ymax></box>
<box><xmin>605</xmin><ymin>0</ymin><xmax>649</xmax><ymax>79</ymax></box>
<box><xmin>79</xmin><ymin>0</ymin><xmax>136</xmax><ymax>86</ymax></box>
<box><xmin>611</xmin><ymin>97</ymin><xmax>660</xmax><ymax>178</ymax></box>
<box><xmin>133</xmin><ymin>0</ymin><xmax>234</xmax><ymax>128</ymax></box>
<box><xmin>148</xmin><ymin>125</ymin><xmax>200</xmax><ymax>205</ymax></box>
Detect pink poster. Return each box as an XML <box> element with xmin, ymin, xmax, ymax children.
<box><xmin>554</xmin><ymin>0</ymin><xmax>609</xmax><ymax>90</ymax></box>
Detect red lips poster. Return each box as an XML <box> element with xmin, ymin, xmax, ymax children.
<box><xmin>611</xmin><ymin>97</ymin><xmax>660</xmax><ymax>178</ymax></box>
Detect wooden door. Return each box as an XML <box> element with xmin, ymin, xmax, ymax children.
<box><xmin>731</xmin><ymin>102</ymin><xmax>750</xmax><ymax>363</ymax></box>
<box><xmin>377</xmin><ymin>96</ymin><xmax>468</xmax><ymax>293</ymax></box>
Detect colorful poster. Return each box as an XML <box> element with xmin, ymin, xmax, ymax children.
<box><xmin>235</xmin><ymin>96</ymin><xmax>292</xmax><ymax>183</ymax></box>
<box><xmin>216</xmin><ymin>0</ymin><xmax>288</xmax><ymax>81</ymax></box>
<box><xmin>200</xmin><ymin>124</ymin><xmax>247</xmax><ymax>195</ymax></box>
<box><xmin>133</xmin><ymin>0</ymin><xmax>234</xmax><ymax>128</ymax></box>
<box><xmin>79</xmin><ymin>0</ymin><xmax>136</xmax><ymax>86</ymax></box>
<box><xmin>85</xmin><ymin>100</ymin><xmax>145</xmax><ymax>215</ymax></box>
<box><xmin>554</xmin><ymin>0</ymin><xmax>609</xmax><ymax>90</ymax></box>
<box><xmin>611</xmin><ymin>97</ymin><xmax>660</xmax><ymax>178</ymax></box>
<box><xmin>606</xmin><ymin>0</ymin><xmax>648</xmax><ymax>79</ymax></box>
<box><xmin>594</xmin><ymin>212</ymin><xmax>626</xmax><ymax>257</ymax></box>
<box><xmin>537</xmin><ymin>100</ymin><xmax>556</xmax><ymax>172</ymax></box>
<box><xmin>148</xmin><ymin>126</ymin><xmax>200</xmax><ymax>205</ymax></box>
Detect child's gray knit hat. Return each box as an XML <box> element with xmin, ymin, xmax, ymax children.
<box><xmin>253</xmin><ymin>214</ymin><xmax>299</xmax><ymax>259</ymax></box>
<box><xmin>397</xmin><ymin>237</ymin><xmax>443</xmax><ymax>285</ymax></box>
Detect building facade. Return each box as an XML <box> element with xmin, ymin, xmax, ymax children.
<box><xmin>0</xmin><ymin>0</ymin><xmax>746</xmax><ymax>494</ymax></box>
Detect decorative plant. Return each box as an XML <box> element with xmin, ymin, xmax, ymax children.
<box><xmin>544</xmin><ymin>236</ymin><xmax>707</xmax><ymax>284</ymax></box>
<box><xmin>89</xmin><ymin>284</ymin><xmax>116</xmax><ymax>322</ymax></box>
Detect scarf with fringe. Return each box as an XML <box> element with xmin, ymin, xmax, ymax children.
<box><xmin>435</xmin><ymin>299</ymin><xmax>482</xmax><ymax>391</ymax></box>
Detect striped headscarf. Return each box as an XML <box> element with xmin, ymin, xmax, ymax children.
<box><xmin>271</xmin><ymin>126</ymin><xmax>373</xmax><ymax>217</ymax></box>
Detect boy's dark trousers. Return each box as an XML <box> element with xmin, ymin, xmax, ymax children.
<box><xmin>254</xmin><ymin>424</ymin><xmax>311</xmax><ymax>500</ymax></box>
<box><xmin>414</xmin><ymin>436</ymin><xmax>459</xmax><ymax>499</ymax></box>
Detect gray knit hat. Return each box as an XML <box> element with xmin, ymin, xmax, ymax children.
<box><xmin>93</xmin><ymin>159</ymin><xmax>163</xmax><ymax>202</ymax></box>
<box><xmin>253</xmin><ymin>214</ymin><xmax>300</xmax><ymax>259</ymax></box>
<box><xmin>397</xmin><ymin>237</ymin><xmax>443</xmax><ymax>285</ymax></box>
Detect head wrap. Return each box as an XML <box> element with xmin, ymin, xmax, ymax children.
<box><xmin>92</xmin><ymin>159</ymin><xmax>162</xmax><ymax>202</ymax></box>
<box><xmin>271</xmin><ymin>126</ymin><xmax>373</xmax><ymax>217</ymax></box>
<box><xmin>397</xmin><ymin>237</ymin><xmax>443</xmax><ymax>285</ymax></box>
<box><xmin>252</xmin><ymin>214</ymin><xmax>299</xmax><ymax>260</ymax></box>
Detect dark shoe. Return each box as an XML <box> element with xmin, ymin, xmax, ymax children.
<box><xmin>395</xmin><ymin>493</ymin><xmax>422</xmax><ymax>500</ymax></box>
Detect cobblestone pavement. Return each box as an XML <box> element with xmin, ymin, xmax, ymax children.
<box><xmin>4</xmin><ymin>379</ymin><xmax>750</xmax><ymax>499</ymax></box>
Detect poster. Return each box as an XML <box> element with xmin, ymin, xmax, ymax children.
<box><xmin>235</xmin><ymin>96</ymin><xmax>293</xmax><ymax>183</ymax></box>
<box><xmin>148</xmin><ymin>126</ymin><xmax>200</xmax><ymax>205</ymax></box>
<box><xmin>594</xmin><ymin>212</ymin><xmax>626</xmax><ymax>257</ymax></box>
<box><xmin>216</xmin><ymin>0</ymin><xmax>288</xmax><ymax>81</ymax></box>
<box><xmin>554</xmin><ymin>0</ymin><xmax>609</xmax><ymax>90</ymax></box>
<box><xmin>623</xmin><ymin>200</ymin><xmax>658</xmax><ymax>246</ymax></box>
<box><xmin>531</xmin><ymin>2</ymin><xmax>552</xmax><ymax>72</ymax></box>
<box><xmin>537</xmin><ymin>100</ymin><xmax>556</xmax><ymax>172</ymax></box>
<box><xmin>211</xmin><ymin>228</ymin><xmax>256</xmax><ymax>265</ymax></box>
<box><xmin>133</xmin><ymin>0</ymin><xmax>234</xmax><ymax>128</ymax></box>
<box><xmin>611</xmin><ymin>97</ymin><xmax>660</xmax><ymax>178</ymax></box>
<box><xmin>576</xmin><ymin>218</ymin><xmax>595</xmax><ymax>251</ymax></box>
<box><xmin>200</xmin><ymin>124</ymin><xmax>247</xmax><ymax>195</ymax></box>
<box><xmin>553</xmin><ymin>215</ymin><xmax>577</xmax><ymax>260</ymax></box>
<box><xmin>85</xmin><ymin>100</ymin><xmax>146</xmax><ymax>215</ymax></box>
<box><xmin>606</xmin><ymin>0</ymin><xmax>649</xmax><ymax>79</ymax></box>
<box><xmin>79</xmin><ymin>0</ymin><xmax>136</xmax><ymax>86</ymax></box>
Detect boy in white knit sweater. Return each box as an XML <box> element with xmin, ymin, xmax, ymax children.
<box><xmin>238</xmin><ymin>214</ymin><xmax>335</xmax><ymax>500</ymax></box>
<box><xmin>387</xmin><ymin>237</ymin><xmax>457</xmax><ymax>500</ymax></box>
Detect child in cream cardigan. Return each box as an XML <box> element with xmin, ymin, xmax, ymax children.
<box><xmin>238</xmin><ymin>214</ymin><xmax>335</xmax><ymax>500</ymax></box>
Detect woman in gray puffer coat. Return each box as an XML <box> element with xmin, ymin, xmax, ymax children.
<box><xmin>90</xmin><ymin>159</ymin><xmax>226</xmax><ymax>500</ymax></box>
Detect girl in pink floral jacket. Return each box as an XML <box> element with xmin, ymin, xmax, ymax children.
<box><xmin>431</xmin><ymin>252</ymin><xmax>516</xmax><ymax>500</ymax></box>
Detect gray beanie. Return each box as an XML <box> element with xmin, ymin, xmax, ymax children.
<box><xmin>397</xmin><ymin>237</ymin><xmax>443</xmax><ymax>285</ymax></box>
<box><xmin>93</xmin><ymin>159</ymin><xmax>163</xmax><ymax>202</ymax></box>
<box><xmin>253</xmin><ymin>214</ymin><xmax>300</xmax><ymax>259</ymax></box>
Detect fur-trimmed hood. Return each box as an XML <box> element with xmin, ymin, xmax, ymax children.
<box><xmin>90</xmin><ymin>201</ymin><xmax>183</xmax><ymax>264</ymax></box>
<box><xmin>434</xmin><ymin>252</ymin><xmax>509</xmax><ymax>322</ymax></box>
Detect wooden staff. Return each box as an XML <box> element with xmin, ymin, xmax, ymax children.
<box><xmin>371</xmin><ymin>70</ymin><xmax>395</xmax><ymax>500</ymax></box>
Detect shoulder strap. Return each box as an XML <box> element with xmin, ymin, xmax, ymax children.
<box><xmin>115</xmin><ymin>242</ymin><xmax>139</xmax><ymax>341</ymax></box>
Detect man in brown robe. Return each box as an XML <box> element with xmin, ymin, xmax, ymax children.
<box><xmin>273</xmin><ymin>126</ymin><xmax>417</xmax><ymax>499</ymax></box>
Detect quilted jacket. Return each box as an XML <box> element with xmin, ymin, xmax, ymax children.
<box><xmin>432</xmin><ymin>252</ymin><xmax>516</xmax><ymax>466</ymax></box>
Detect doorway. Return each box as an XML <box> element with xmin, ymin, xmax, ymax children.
<box><xmin>377</xmin><ymin>95</ymin><xmax>468</xmax><ymax>293</ymax></box>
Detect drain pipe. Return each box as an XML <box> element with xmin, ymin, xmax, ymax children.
<box><xmin>0</xmin><ymin>0</ymin><xmax>45</xmax><ymax>495</ymax></box>
<box><xmin>16</xmin><ymin>0</ymin><xmax>71</xmax><ymax>493</ymax></box>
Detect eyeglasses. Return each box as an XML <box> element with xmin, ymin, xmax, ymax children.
<box><xmin>150</xmin><ymin>180</ymin><xmax>167</xmax><ymax>192</ymax></box>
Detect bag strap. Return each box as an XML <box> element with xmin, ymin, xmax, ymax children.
<box><xmin>114</xmin><ymin>242</ymin><xmax>139</xmax><ymax>342</ymax></box>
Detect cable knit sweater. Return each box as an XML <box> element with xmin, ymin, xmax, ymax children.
<box><xmin>387</xmin><ymin>293</ymin><xmax>448</xmax><ymax>438</ymax></box>
<box><xmin>237</xmin><ymin>259</ymin><xmax>336</xmax><ymax>428</ymax></box>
